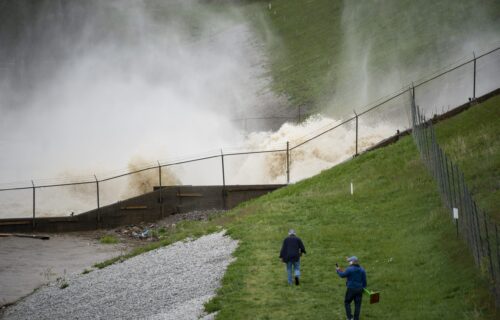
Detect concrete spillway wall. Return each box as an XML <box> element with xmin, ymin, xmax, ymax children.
<box><xmin>0</xmin><ymin>184</ymin><xmax>284</xmax><ymax>233</ymax></box>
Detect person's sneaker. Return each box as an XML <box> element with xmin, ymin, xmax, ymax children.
<box><xmin>295</xmin><ymin>276</ymin><xmax>299</xmax><ymax>285</ymax></box>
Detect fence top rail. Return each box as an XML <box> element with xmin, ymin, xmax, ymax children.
<box><xmin>98</xmin><ymin>165</ymin><xmax>160</xmax><ymax>183</ymax></box>
<box><xmin>291</xmin><ymin>116</ymin><xmax>356</xmax><ymax>150</ymax></box>
<box><xmin>0</xmin><ymin>148</ymin><xmax>288</xmax><ymax>190</ymax></box>
<box><xmin>223</xmin><ymin>148</ymin><xmax>287</xmax><ymax>157</ymax></box>
<box><xmin>357</xmin><ymin>88</ymin><xmax>410</xmax><ymax>117</ymax></box>
<box><xmin>232</xmin><ymin>116</ymin><xmax>297</xmax><ymax>121</ymax></box>
<box><xmin>74</xmin><ymin>154</ymin><xmax>225</xmax><ymax>183</ymax></box>
<box><xmin>0</xmin><ymin>180</ymin><xmax>96</xmax><ymax>191</ymax></box>
<box><xmin>413</xmin><ymin>46</ymin><xmax>500</xmax><ymax>89</ymax></box>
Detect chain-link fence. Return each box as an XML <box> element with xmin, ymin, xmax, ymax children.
<box><xmin>410</xmin><ymin>86</ymin><xmax>500</xmax><ymax>307</ymax></box>
<box><xmin>0</xmin><ymin>46</ymin><xmax>499</xmax><ymax>227</ymax></box>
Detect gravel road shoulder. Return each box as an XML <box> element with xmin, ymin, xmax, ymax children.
<box><xmin>1</xmin><ymin>231</ymin><xmax>237</xmax><ymax>320</ymax></box>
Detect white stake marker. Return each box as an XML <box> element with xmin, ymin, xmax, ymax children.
<box><xmin>350</xmin><ymin>181</ymin><xmax>354</xmax><ymax>195</ymax></box>
<box><xmin>453</xmin><ymin>208</ymin><xmax>459</xmax><ymax>219</ymax></box>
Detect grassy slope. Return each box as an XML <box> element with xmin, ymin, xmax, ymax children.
<box><xmin>91</xmin><ymin>98</ymin><xmax>499</xmax><ymax>318</ymax></box>
<box><xmin>243</xmin><ymin>0</ymin><xmax>500</xmax><ymax>110</ymax></box>
<box><xmin>243</xmin><ymin>0</ymin><xmax>342</xmax><ymax>109</ymax></box>
<box><xmin>435</xmin><ymin>95</ymin><xmax>500</xmax><ymax>222</ymax></box>
<box><xmin>203</xmin><ymin>99</ymin><xmax>499</xmax><ymax>319</ymax></box>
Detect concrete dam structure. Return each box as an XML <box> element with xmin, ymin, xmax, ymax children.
<box><xmin>0</xmin><ymin>185</ymin><xmax>284</xmax><ymax>233</ymax></box>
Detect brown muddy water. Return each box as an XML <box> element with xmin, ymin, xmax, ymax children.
<box><xmin>0</xmin><ymin>211</ymin><xmax>221</xmax><ymax>311</ymax></box>
<box><xmin>0</xmin><ymin>233</ymin><xmax>129</xmax><ymax>307</ymax></box>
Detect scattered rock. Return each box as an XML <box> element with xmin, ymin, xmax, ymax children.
<box><xmin>2</xmin><ymin>231</ymin><xmax>237</xmax><ymax>320</ymax></box>
<box><xmin>110</xmin><ymin>210</ymin><xmax>226</xmax><ymax>242</ymax></box>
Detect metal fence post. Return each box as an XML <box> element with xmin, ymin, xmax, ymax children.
<box><xmin>410</xmin><ymin>86</ymin><xmax>416</xmax><ymax>129</ymax></box>
<box><xmin>467</xmin><ymin>189</ymin><xmax>477</xmax><ymax>263</ymax></box>
<box><xmin>455</xmin><ymin>164</ymin><xmax>468</xmax><ymax>243</ymax></box>
<box><xmin>94</xmin><ymin>175</ymin><xmax>100</xmax><ymax>226</ymax></box>
<box><xmin>473</xmin><ymin>200</ymin><xmax>484</xmax><ymax>262</ymax></box>
<box><xmin>440</xmin><ymin>150</ymin><xmax>448</xmax><ymax>205</ymax></box>
<box><xmin>436</xmin><ymin>146</ymin><xmax>444</xmax><ymax>196</ymax></box>
<box><xmin>461</xmin><ymin>172</ymin><xmax>474</xmax><ymax>261</ymax></box>
<box><xmin>435</xmin><ymin>144</ymin><xmax>441</xmax><ymax>192</ymax></box>
<box><xmin>473</xmin><ymin>52</ymin><xmax>477</xmax><ymax>100</ymax></box>
<box><xmin>441</xmin><ymin>150</ymin><xmax>448</xmax><ymax>204</ymax></box>
<box><xmin>450</xmin><ymin>158</ymin><xmax>456</xmax><ymax>209</ymax></box>
<box><xmin>441</xmin><ymin>151</ymin><xmax>448</xmax><ymax>206</ymax></box>
<box><xmin>420</xmin><ymin>111</ymin><xmax>425</xmax><ymax>156</ymax></box>
<box><xmin>424</xmin><ymin>120</ymin><xmax>431</xmax><ymax>169</ymax></box>
<box><xmin>221</xmin><ymin>150</ymin><xmax>226</xmax><ymax>209</ymax></box>
<box><xmin>286</xmin><ymin>141</ymin><xmax>290</xmax><ymax>184</ymax></box>
<box><xmin>438</xmin><ymin>146</ymin><xmax>448</xmax><ymax>206</ymax></box>
<box><xmin>354</xmin><ymin>110</ymin><xmax>359</xmax><ymax>156</ymax></box>
<box><xmin>444</xmin><ymin>154</ymin><xmax>452</xmax><ymax>208</ymax></box>
<box><xmin>158</xmin><ymin>161</ymin><xmax>163</xmax><ymax>218</ymax></box>
<box><xmin>425</xmin><ymin>117</ymin><xmax>432</xmax><ymax>164</ymax></box>
<box><xmin>483</xmin><ymin>211</ymin><xmax>495</xmax><ymax>278</ymax></box>
<box><xmin>432</xmin><ymin>125</ymin><xmax>439</xmax><ymax>179</ymax></box>
<box><xmin>430</xmin><ymin>125</ymin><xmax>438</xmax><ymax>179</ymax></box>
<box><xmin>466</xmin><ymin>176</ymin><xmax>481</xmax><ymax>265</ymax></box>
<box><xmin>418</xmin><ymin>110</ymin><xmax>426</xmax><ymax>162</ymax></box>
<box><xmin>31</xmin><ymin>180</ymin><xmax>35</xmax><ymax>230</ymax></box>
<box><xmin>221</xmin><ymin>150</ymin><xmax>225</xmax><ymax>188</ymax></box>
<box><xmin>415</xmin><ymin>107</ymin><xmax>421</xmax><ymax>152</ymax></box>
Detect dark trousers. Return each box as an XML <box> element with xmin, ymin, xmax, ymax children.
<box><xmin>344</xmin><ymin>287</ymin><xmax>363</xmax><ymax>320</ymax></box>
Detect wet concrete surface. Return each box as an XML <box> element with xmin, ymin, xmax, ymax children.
<box><xmin>0</xmin><ymin>233</ymin><xmax>128</xmax><ymax>307</ymax></box>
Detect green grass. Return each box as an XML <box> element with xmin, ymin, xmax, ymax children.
<box><xmin>93</xmin><ymin>221</ymin><xmax>222</xmax><ymax>269</ymax></box>
<box><xmin>207</xmin><ymin>133</ymin><xmax>496</xmax><ymax>319</ymax></box>
<box><xmin>81</xmin><ymin>268</ymin><xmax>92</xmax><ymax>275</ymax></box>
<box><xmin>99</xmin><ymin>235</ymin><xmax>119</xmax><ymax>244</ymax></box>
<box><xmin>436</xmin><ymin>96</ymin><xmax>500</xmax><ymax>222</ymax></box>
<box><xmin>243</xmin><ymin>0</ymin><xmax>500</xmax><ymax>112</ymax></box>
<box><xmin>91</xmin><ymin>97</ymin><xmax>499</xmax><ymax>318</ymax></box>
<box><xmin>243</xmin><ymin>0</ymin><xmax>342</xmax><ymax>109</ymax></box>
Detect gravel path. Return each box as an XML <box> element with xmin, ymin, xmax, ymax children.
<box><xmin>2</xmin><ymin>231</ymin><xmax>237</xmax><ymax>320</ymax></box>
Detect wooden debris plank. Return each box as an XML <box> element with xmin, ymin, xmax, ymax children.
<box><xmin>0</xmin><ymin>220</ymin><xmax>32</xmax><ymax>226</ymax></box>
<box><xmin>176</xmin><ymin>193</ymin><xmax>203</xmax><ymax>197</ymax></box>
<box><xmin>120</xmin><ymin>205</ymin><xmax>148</xmax><ymax>210</ymax></box>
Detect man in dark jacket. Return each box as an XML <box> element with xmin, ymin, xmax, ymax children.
<box><xmin>336</xmin><ymin>256</ymin><xmax>367</xmax><ymax>320</ymax></box>
<box><xmin>279</xmin><ymin>229</ymin><xmax>306</xmax><ymax>285</ymax></box>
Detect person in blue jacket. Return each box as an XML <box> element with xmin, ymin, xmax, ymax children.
<box><xmin>279</xmin><ymin>229</ymin><xmax>306</xmax><ymax>285</ymax></box>
<box><xmin>336</xmin><ymin>256</ymin><xmax>367</xmax><ymax>320</ymax></box>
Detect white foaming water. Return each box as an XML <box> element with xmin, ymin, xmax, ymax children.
<box><xmin>0</xmin><ymin>0</ymin><xmax>282</xmax><ymax>186</ymax></box>
<box><xmin>1</xmin><ymin>0</ymin><xmax>498</xmax><ymax>218</ymax></box>
<box><xmin>0</xmin><ymin>112</ymin><xmax>401</xmax><ymax>218</ymax></box>
<box><xmin>1</xmin><ymin>0</ymin><xmax>403</xmax><ymax>218</ymax></box>
<box><xmin>0</xmin><ymin>0</ymin><xmax>284</xmax><ymax>217</ymax></box>
<box><xmin>226</xmin><ymin>115</ymin><xmax>398</xmax><ymax>185</ymax></box>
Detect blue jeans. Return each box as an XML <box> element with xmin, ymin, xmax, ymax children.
<box><xmin>344</xmin><ymin>287</ymin><xmax>363</xmax><ymax>320</ymax></box>
<box><xmin>286</xmin><ymin>260</ymin><xmax>300</xmax><ymax>284</ymax></box>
